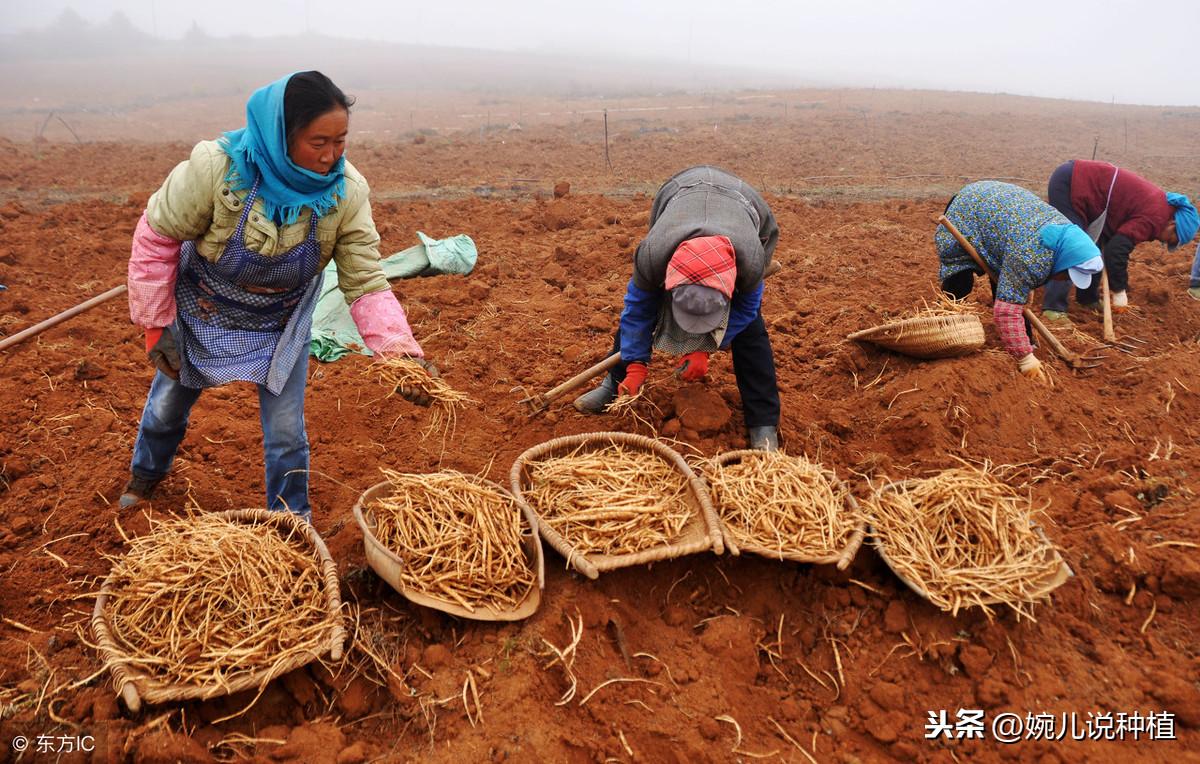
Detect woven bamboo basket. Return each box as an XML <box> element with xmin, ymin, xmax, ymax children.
<box><xmin>509</xmin><ymin>432</ymin><xmax>724</xmax><ymax>579</ymax></box>
<box><xmin>846</xmin><ymin>314</ymin><xmax>985</xmax><ymax>359</ymax></box>
<box><xmin>353</xmin><ymin>476</ymin><xmax>544</xmax><ymax>621</ymax></box>
<box><xmin>869</xmin><ymin>480</ymin><xmax>1073</xmax><ymax>608</ymax></box>
<box><xmin>708</xmin><ymin>450</ymin><xmax>867</xmax><ymax>569</ymax></box>
<box><xmin>91</xmin><ymin>509</ymin><xmax>345</xmax><ymax>714</ymax></box>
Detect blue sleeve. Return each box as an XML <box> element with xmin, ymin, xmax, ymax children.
<box><xmin>720</xmin><ymin>283</ymin><xmax>763</xmax><ymax>349</ymax></box>
<box><xmin>618</xmin><ymin>279</ymin><xmax>661</xmax><ymax>364</ymax></box>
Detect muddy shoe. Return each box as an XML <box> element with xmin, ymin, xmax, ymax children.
<box><xmin>1079</xmin><ymin>301</ymin><xmax>1102</xmax><ymax>313</ymax></box>
<box><xmin>1041</xmin><ymin>310</ymin><xmax>1071</xmax><ymax>323</ymax></box>
<box><xmin>1189</xmin><ymin>287</ymin><xmax>1200</xmax><ymax>301</ymax></box>
<box><xmin>573</xmin><ymin>376</ymin><xmax>618</xmax><ymax>414</ymax></box>
<box><xmin>748</xmin><ymin>426</ymin><xmax>779</xmax><ymax>452</ymax></box>
<box><xmin>119</xmin><ymin>474</ymin><xmax>162</xmax><ymax>509</ymax></box>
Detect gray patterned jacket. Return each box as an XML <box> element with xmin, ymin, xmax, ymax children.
<box><xmin>633</xmin><ymin>165</ymin><xmax>778</xmax><ymax>294</ymax></box>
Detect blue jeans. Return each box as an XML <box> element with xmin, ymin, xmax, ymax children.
<box><xmin>1190</xmin><ymin>244</ymin><xmax>1200</xmax><ymax>289</ymax></box>
<box><xmin>130</xmin><ymin>352</ymin><xmax>311</xmax><ymax>520</ymax></box>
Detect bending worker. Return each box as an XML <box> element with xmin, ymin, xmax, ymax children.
<box><xmin>121</xmin><ymin>71</ymin><xmax>434</xmax><ymax>521</ymax></box>
<box><xmin>937</xmin><ymin>180</ymin><xmax>1103</xmax><ymax>384</ymax></box>
<box><xmin>1041</xmin><ymin>159</ymin><xmax>1198</xmax><ymax>319</ymax></box>
<box><xmin>574</xmin><ymin>165</ymin><xmax>781</xmax><ymax>451</ymax></box>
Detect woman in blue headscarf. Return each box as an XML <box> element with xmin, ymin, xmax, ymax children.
<box><xmin>121</xmin><ymin>71</ymin><xmax>434</xmax><ymax>521</ymax></box>
<box><xmin>937</xmin><ymin>181</ymin><xmax>1103</xmax><ymax>384</ymax></box>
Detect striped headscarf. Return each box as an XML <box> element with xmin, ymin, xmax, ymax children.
<box><xmin>664</xmin><ymin>236</ymin><xmax>736</xmax><ymax>297</ymax></box>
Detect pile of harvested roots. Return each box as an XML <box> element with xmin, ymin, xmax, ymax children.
<box><xmin>903</xmin><ymin>291</ymin><xmax>980</xmax><ymax>318</ymax></box>
<box><xmin>707</xmin><ymin>451</ymin><xmax>860</xmax><ymax>557</ymax></box>
<box><xmin>524</xmin><ymin>443</ymin><xmax>693</xmax><ymax>555</ymax></box>
<box><xmin>367</xmin><ymin>470</ymin><xmax>536</xmax><ymax>613</ymax></box>
<box><xmin>866</xmin><ymin>465</ymin><xmax>1063</xmax><ymax>618</ymax></box>
<box><xmin>374</xmin><ymin>357</ymin><xmax>474</xmax><ymax>434</ymax></box>
<box><xmin>101</xmin><ymin>514</ymin><xmax>334</xmax><ymax>687</ymax></box>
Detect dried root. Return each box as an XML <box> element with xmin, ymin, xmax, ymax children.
<box><xmin>707</xmin><ymin>451</ymin><xmax>862</xmax><ymax>558</ymax></box>
<box><xmin>524</xmin><ymin>443</ymin><xmax>693</xmax><ymax>555</ymax></box>
<box><xmin>367</xmin><ymin>470</ymin><xmax>536</xmax><ymax>613</ymax></box>
<box><xmin>101</xmin><ymin>513</ymin><xmax>337</xmax><ymax>688</ymax></box>
<box><xmin>865</xmin><ymin>464</ymin><xmax>1063</xmax><ymax>618</ymax></box>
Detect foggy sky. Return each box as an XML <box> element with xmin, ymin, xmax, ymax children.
<box><xmin>3</xmin><ymin>0</ymin><xmax>1197</xmax><ymax>106</ymax></box>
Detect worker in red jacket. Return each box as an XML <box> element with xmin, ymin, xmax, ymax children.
<box><xmin>1041</xmin><ymin>160</ymin><xmax>1198</xmax><ymax>320</ymax></box>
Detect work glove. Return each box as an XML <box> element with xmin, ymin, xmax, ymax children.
<box><xmin>146</xmin><ymin>328</ymin><xmax>180</xmax><ymax>380</ymax></box>
<box><xmin>396</xmin><ymin>358</ymin><xmax>440</xmax><ymax>407</ymax></box>
<box><xmin>674</xmin><ymin>351</ymin><xmax>710</xmax><ymax>382</ymax></box>
<box><xmin>1017</xmin><ymin>353</ymin><xmax>1052</xmax><ymax>387</ymax></box>
<box><xmin>1111</xmin><ymin>290</ymin><xmax>1130</xmax><ymax>314</ymax></box>
<box><xmin>618</xmin><ymin>362</ymin><xmax>648</xmax><ymax>397</ymax></box>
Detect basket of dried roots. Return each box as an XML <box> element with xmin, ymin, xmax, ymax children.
<box><xmin>864</xmin><ymin>465</ymin><xmax>1072</xmax><ymax>619</ymax></box>
<box><xmin>847</xmin><ymin>298</ymin><xmax>985</xmax><ymax>359</ymax></box>
<box><xmin>353</xmin><ymin>470</ymin><xmax>544</xmax><ymax>621</ymax></box>
<box><xmin>374</xmin><ymin>357</ymin><xmax>475</xmax><ymax>435</ymax></box>
<box><xmin>91</xmin><ymin>509</ymin><xmax>345</xmax><ymax>714</ymax></box>
<box><xmin>509</xmin><ymin>431</ymin><xmax>723</xmax><ymax>579</ymax></box>
<box><xmin>706</xmin><ymin>450</ymin><xmax>867</xmax><ymax>568</ymax></box>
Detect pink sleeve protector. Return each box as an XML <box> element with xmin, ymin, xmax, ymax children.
<box><xmin>350</xmin><ymin>289</ymin><xmax>424</xmax><ymax>358</ymax></box>
<box><xmin>993</xmin><ymin>299</ymin><xmax>1035</xmax><ymax>358</ymax></box>
<box><xmin>128</xmin><ymin>212</ymin><xmax>182</xmax><ymax>328</ymax></box>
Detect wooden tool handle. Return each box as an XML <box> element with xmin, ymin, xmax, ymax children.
<box><xmin>1100</xmin><ymin>270</ymin><xmax>1116</xmax><ymax>342</ymax></box>
<box><xmin>1021</xmin><ymin>304</ymin><xmax>1079</xmax><ymax>365</ymax></box>
<box><xmin>541</xmin><ymin>352</ymin><xmax>623</xmax><ymax>404</ymax></box>
<box><xmin>937</xmin><ymin>216</ymin><xmax>1080</xmax><ymax>365</ymax></box>
<box><xmin>0</xmin><ymin>284</ymin><xmax>128</xmax><ymax>352</ymax></box>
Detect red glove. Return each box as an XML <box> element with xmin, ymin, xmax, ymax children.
<box><xmin>675</xmin><ymin>351</ymin><xmax>709</xmax><ymax>381</ymax></box>
<box><xmin>618</xmin><ymin>362</ymin><xmax>648</xmax><ymax>396</ymax></box>
<box><xmin>145</xmin><ymin>328</ymin><xmax>163</xmax><ymax>353</ymax></box>
<box><xmin>145</xmin><ymin>328</ymin><xmax>180</xmax><ymax>379</ymax></box>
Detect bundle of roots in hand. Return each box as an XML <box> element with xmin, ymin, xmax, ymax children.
<box><xmin>374</xmin><ymin>357</ymin><xmax>474</xmax><ymax>434</ymax></box>
<box><xmin>368</xmin><ymin>469</ymin><xmax>536</xmax><ymax>613</ymax></box>
<box><xmin>102</xmin><ymin>514</ymin><xmax>334</xmax><ymax>687</ymax></box>
<box><xmin>707</xmin><ymin>451</ymin><xmax>861</xmax><ymax>557</ymax></box>
<box><xmin>525</xmin><ymin>443</ymin><xmax>693</xmax><ymax>555</ymax></box>
<box><xmin>867</xmin><ymin>464</ymin><xmax>1063</xmax><ymax>618</ymax></box>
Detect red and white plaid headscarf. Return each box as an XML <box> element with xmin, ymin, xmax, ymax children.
<box><xmin>664</xmin><ymin>236</ymin><xmax>736</xmax><ymax>298</ymax></box>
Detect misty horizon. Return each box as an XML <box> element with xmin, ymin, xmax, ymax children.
<box><xmin>1</xmin><ymin>1</ymin><xmax>1197</xmax><ymax>108</ymax></box>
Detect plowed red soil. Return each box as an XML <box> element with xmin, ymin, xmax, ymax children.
<box><xmin>2</xmin><ymin>88</ymin><xmax>1199</xmax><ymax>763</ymax></box>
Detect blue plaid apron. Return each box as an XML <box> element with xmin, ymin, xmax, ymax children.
<box><xmin>173</xmin><ymin>179</ymin><xmax>324</xmax><ymax>394</ymax></box>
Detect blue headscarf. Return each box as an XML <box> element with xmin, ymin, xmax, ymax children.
<box><xmin>217</xmin><ymin>73</ymin><xmax>346</xmax><ymax>226</ymax></box>
<box><xmin>1166</xmin><ymin>192</ymin><xmax>1198</xmax><ymax>250</ymax></box>
<box><xmin>1040</xmin><ymin>223</ymin><xmax>1100</xmax><ymax>272</ymax></box>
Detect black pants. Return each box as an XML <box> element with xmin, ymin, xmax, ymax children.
<box><xmin>941</xmin><ymin>270</ymin><xmax>1036</xmax><ymax>345</ymax></box>
<box><xmin>1046</xmin><ymin>159</ymin><xmax>1099</xmax><ymax>305</ymax></box>
<box><xmin>1047</xmin><ymin>161</ymin><xmax>1086</xmax><ymax>228</ymax></box>
<box><xmin>605</xmin><ymin>313</ymin><xmax>780</xmax><ymax>428</ymax></box>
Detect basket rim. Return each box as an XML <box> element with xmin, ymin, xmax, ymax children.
<box><xmin>352</xmin><ymin>474</ymin><xmax>544</xmax><ymax>621</ymax></box>
<box><xmin>846</xmin><ymin>312</ymin><xmax>984</xmax><ymax>341</ymax></box>
<box><xmin>707</xmin><ymin>450</ymin><xmax>867</xmax><ymax>568</ymax></box>
<box><xmin>90</xmin><ymin>508</ymin><xmax>345</xmax><ymax>713</ymax></box>
<box><xmin>866</xmin><ymin>478</ymin><xmax>1074</xmax><ymax>608</ymax></box>
<box><xmin>508</xmin><ymin>431</ymin><xmax>723</xmax><ymax>578</ymax></box>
